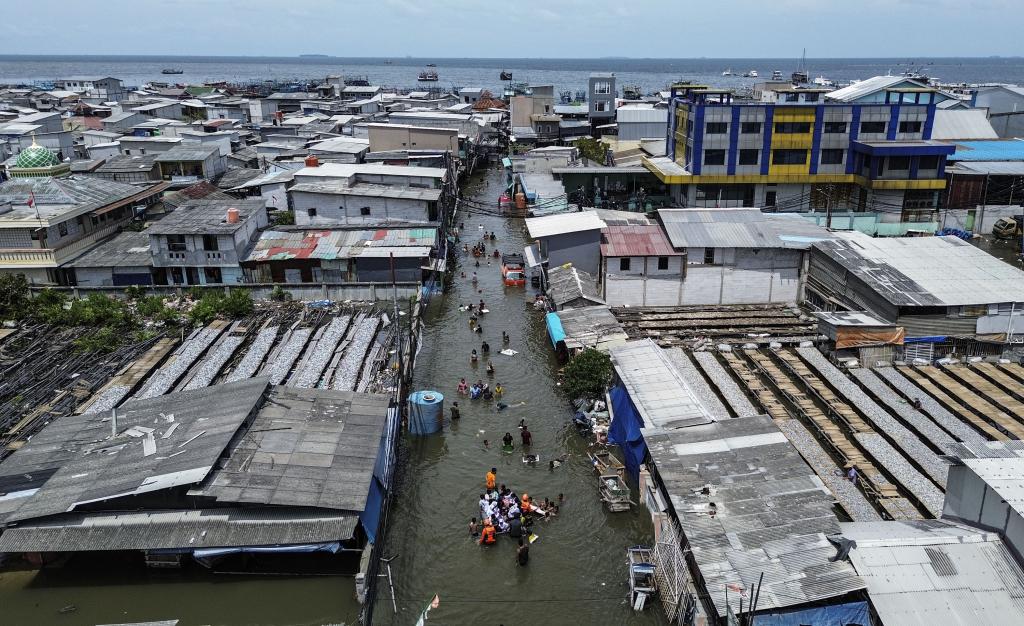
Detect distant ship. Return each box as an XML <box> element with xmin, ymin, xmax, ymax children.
<box><xmin>161</xmin><ymin>68</ymin><xmax>183</xmax><ymax>75</ymax></box>
<box><xmin>418</xmin><ymin>69</ymin><xmax>439</xmax><ymax>82</ymax></box>
<box><xmin>500</xmin><ymin>70</ymin><xmax>512</xmax><ymax>80</ymax></box>
<box><xmin>722</xmin><ymin>68</ymin><xmax>734</xmax><ymax>76</ymax></box>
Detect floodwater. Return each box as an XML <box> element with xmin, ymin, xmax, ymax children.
<box><xmin>375</xmin><ymin>167</ymin><xmax>666</xmax><ymax>625</ymax></box>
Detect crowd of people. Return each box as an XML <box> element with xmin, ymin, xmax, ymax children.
<box><xmin>472</xmin><ymin>466</ymin><xmax>563</xmax><ymax>566</ymax></box>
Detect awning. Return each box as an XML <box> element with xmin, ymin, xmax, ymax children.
<box><xmin>193</xmin><ymin>542</ymin><xmax>341</xmax><ymax>560</ymax></box>
<box><xmin>545</xmin><ymin>312</ymin><xmax>566</xmax><ymax>347</ymax></box>
<box><xmin>523</xmin><ymin>244</ymin><xmax>542</xmax><ymax>268</ymax></box>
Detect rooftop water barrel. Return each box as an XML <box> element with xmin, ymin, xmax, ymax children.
<box><xmin>408</xmin><ymin>390</ymin><xmax>444</xmax><ymax>435</ymax></box>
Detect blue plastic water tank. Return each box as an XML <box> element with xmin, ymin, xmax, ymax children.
<box><xmin>408</xmin><ymin>390</ymin><xmax>444</xmax><ymax>435</ymax></box>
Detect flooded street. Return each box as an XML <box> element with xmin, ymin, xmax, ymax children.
<box><xmin>377</xmin><ymin>166</ymin><xmax>665</xmax><ymax>625</ymax></box>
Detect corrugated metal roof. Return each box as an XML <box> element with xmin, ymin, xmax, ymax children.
<box><xmin>554</xmin><ymin>305</ymin><xmax>628</xmax><ymax>350</ymax></box>
<box><xmin>0</xmin><ymin>378</ymin><xmax>270</xmax><ymax>524</ymax></box>
<box><xmin>245</xmin><ymin>227</ymin><xmax>436</xmax><ymax>262</ymax></box>
<box><xmin>65</xmin><ymin>230</ymin><xmax>152</xmax><ymax>269</ymax></box>
<box><xmin>961</xmin><ymin>458</ymin><xmax>1024</xmax><ymax>519</ymax></box>
<box><xmin>841</xmin><ymin>519</ymin><xmax>1024</xmax><ymax>626</ymax></box>
<box><xmin>950</xmin><ymin>138</ymin><xmax>1024</xmax><ymax>161</ymax></box>
<box><xmin>609</xmin><ymin>339</ymin><xmax>713</xmax><ymax>429</ymax></box>
<box><xmin>154</xmin><ymin>144</ymin><xmax>221</xmax><ymax>162</ymax></box>
<box><xmin>616</xmin><ymin>106</ymin><xmax>668</xmax><ymax>124</ymax></box>
<box><xmin>813</xmin><ymin>231</ymin><xmax>1024</xmax><ymax>306</ymax></box>
<box><xmin>289</xmin><ymin>181</ymin><xmax>442</xmax><ymax>201</ymax></box>
<box><xmin>930</xmin><ymin>110</ymin><xmax>998</xmax><ymax>140</ymax></box>
<box><xmin>148</xmin><ymin>198</ymin><xmax>265</xmax><ymax>235</ymax></box>
<box><xmin>190</xmin><ymin>385</ymin><xmax>389</xmax><ymax>512</ymax></box>
<box><xmin>525</xmin><ymin>211</ymin><xmax>606</xmax><ymax>238</ymax></box>
<box><xmin>658</xmin><ymin>208</ymin><xmax>833</xmax><ymax>250</ymax></box>
<box><xmin>954</xmin><ymin>160</ymin><xmax>1024</xmax><ymax>176</ymax></box>
<box><xmin>600</xmin><ymin>224</ymin><xmax>681</xmax><ymax>257</ymax></box>
<box><xmin>645</xmin><ymin>413</ymin><xmax>863</xmax><ymax>619</ymax></box>
<box><xmin>826</xmin><ymin>75</ymin><xmax>917</xmax><ymax>102</ymax></box>
<box><xmin>0</xmin><ymin>507</ymin><xmax>356</xmax><ymax>552</ymax></box>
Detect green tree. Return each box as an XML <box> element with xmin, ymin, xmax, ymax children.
<box><xmin>0</xmin><ymin>274</ymin><xmax>30</xmax><ymax>320</ymax></box>
<box><xmin>574</xmin><ymin>137</ymin><xmax>609</xmax><ymax>165</ymax></box>
<box><xmin>562</xmin><ymin>348</ymin><xmax>613</xmax><ymax>399</ymax></box>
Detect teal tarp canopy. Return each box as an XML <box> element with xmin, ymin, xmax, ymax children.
<box><xmin>545</xmin><ymin>312</ymin><xmax>566</xmax><ymax>347</ymax></box>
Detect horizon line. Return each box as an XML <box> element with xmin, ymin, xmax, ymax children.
<box><xmin>0</xmin><ymin>53</ymin><xmax>1019</xmax><ymax>61</ymax></box>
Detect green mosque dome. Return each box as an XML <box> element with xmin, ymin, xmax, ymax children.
<box><xmin>15</xmin><ymin>144</ymin><xmax>60</xmax><ymax>169</ymax></box>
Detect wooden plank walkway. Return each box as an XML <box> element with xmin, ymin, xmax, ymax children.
<box><xmin>76</xmin><ymin>337</ymin><xmax>178</xmax><ymax>415</ymax></box>
<box><xmin>973</xmin><ymin>363</ymin><xmax>1024</xmax><ymax>402</ymax></box>
<box><xmin>892</xmin><ymin>367</ymin><xmax>1009</xmax><ymax>442</ymax></box>
<box><xmin>908</xmin><ymin>366</ymin><xmax>1024</xmax><ymax>439</ymax></box>
<box><xmin>743</xmin><ymin>350</ymin><xmax>915</xmax><ymax>518</ymax></box>
<box><xmin>720</xmin><ymin>351</ymin><xmax>790</xmax><ymax>422</ymax></box>
<box><xmin>942</xmin><ymin>365</ymin><xmax>1024</xmax><ymax>423</ymax></box>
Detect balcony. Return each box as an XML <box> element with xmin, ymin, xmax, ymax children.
<box><xmin>0</xmin><ymin>222</ymin><xmax>123</xmax><ymax>268</ymax></box>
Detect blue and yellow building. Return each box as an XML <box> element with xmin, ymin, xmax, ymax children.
<box><xmin>643</xmin><ymin>81</ymin><xmax>956</xmax><ymax>219</ymax></box>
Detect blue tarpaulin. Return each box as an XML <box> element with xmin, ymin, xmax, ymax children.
<box><xmin>752</xmin><ymin>600</ymin><xmax>870</xmax><ymax>626</ymax></box>
<box><xmin>607</xmin><ymin>384</ymin><xmax>647</xmax><ymax>482</ymax></box>
<box><xmin>545</xmin><ymin>312</ymin><xmax>566</xmax><ymax>348</ymax></box>
<box><xmin>904</xmin><ymin>335</ymin><xmax>947</xmax><ymax>343</ymax></box>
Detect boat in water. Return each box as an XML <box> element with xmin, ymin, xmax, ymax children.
<box><xmin>599</xmin><ymin>473</ymin><xmax>633</xmax><ymax>512</ymax></box>
<box><xmin>418</xmin><ymin>70</ymin><xmax>439</xmax><ymax>82</ymax></box>
<box><xmin>722</xmin><ymin>68</ymin><xmax>734</xmax><ymax>77</ymax></box>
<box><xmin>500</xmin><ymin>70</ymin><xmax>512</xmax><ymax>80</ymax></box>
<box><xmin>627</xmin><ymin>546</ymin><xmax>657</xmax><ymax>612</ymax></box>
<box><xmin>161</xmin><ymin>68</ymin><xmax>183</xmax><ymax>75</ymax></box>
<box><xmin>589</xmin><ymin>449</ymin><xmax>624</xmax><ymax>478</ymax></box>
<box><xmin>772</xmin><ymin>70</ymin><xmax>783</xmax><ymax>80</ymax></box>
<box><xmin>749</xmin><ymin>70</ymin><xmax>758</xmax><ymax>78</ymax></box>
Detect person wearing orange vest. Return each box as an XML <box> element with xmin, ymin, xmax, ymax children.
<box><xmin>485</xmin><ymin>467</ymin><xmax>497</xmax><ymax>491</ymax></box>
<box><xmin>479</xmin><ymin>522</ymin><xmax>495</xmax><ymax>545</ymax></box>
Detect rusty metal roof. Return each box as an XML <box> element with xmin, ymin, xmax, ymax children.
<box><xmin>600</xmin><ymin>224</ymin><xmax>681</xmax><ymax>257</ymax></box>
<box><xmin>245</xmin><ymin>227</ymin><xmax>437</xmax><ymax>262</ymax></box>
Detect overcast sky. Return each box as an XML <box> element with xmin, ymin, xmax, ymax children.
<box><xmin>3</xmin><ymin>0</ymin><xmax>1021</xmax><ymax>58</ymax></box>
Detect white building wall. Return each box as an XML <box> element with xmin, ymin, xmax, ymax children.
<box><xmin>291</xmin><ymin>190</ymin><xmax>432</xmax><ymax>225</ymax></box>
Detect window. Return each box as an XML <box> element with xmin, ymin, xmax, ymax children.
<box><xmin>805</xmin><ymin>93</ymin><xmax>820</xmax><ymax>102</ymax></box>
<box><xmin>706</xmin><ymin>122</ymin><xmax>728</xmax><ymax>134</ymax></box>
<box><xmin>785</xmin><ymin>93</ymin><xmax>799</xmax><ymax>102</ymax></box>
<box><xmin>594</xmin><ymin>81</ymin><xmax>611</xmax><ymax>95</ymax></box>
<box><xmin>703</xmin><ymin>248</ymin><xmax>715</xmax><ymax>264</ymax></box>
<box><xmin>202</xmin><ymin>234</ymin><xmax>219</xmax><ymax>250</ymax></box>
<box><xmin>860</xmin><ymin>121</ymin><xmax>886</xmax><ymax>134</ymax></box>
<box><xmin>772</xmin><ymin>149</ymin><xmax>808</xmax><ymax>165</ymax></box>
<box><xmin>595</xmin><ymin>101</ymin><xmax>609</xmax><ymax>112</ymax></box>
<box><xmin>740</xmin><ymin>122</ymin><xmax>762</xmax><ymax>134</ymax></box>
<box><xmin>738</xmin><ymin>149</ymin><xmax>759</xmax><ymax>165</ymax></box>
<box><xmin>657</xmin><ymin>257</ymin><xmax>669</xmax><ymax>270</ymax></box>
<box><xmin>765</xmin><ymin>190</ymin><xmax>777</xmax><ymax>206</ymax></box>
<box><xmin>166</xmin><ymin>234</ymin><xmax>186</xmax><ymax>252</ymax></box>
<box><xmin>704</xmin><ymin>149</ymin><xmax>726</xmax><ymax>165</ymax></box>
<box><xmin>619</xmin><ymin>257</ymin><xmax>631</xmax><ymax>271</ymax></box>
<box><xmin>823</xmin><ymin>121</ymin><xmax>847</xmax><ymax>134</ymax></box>
<box><xmin>57</xmin><ymin>222</ymin><xmax>68</xmax><ymax>237</ymax></box>
<box><xmin>820</xmin><ymin>149</ymin><xmax>844</xmax><ymax>165</ymax></box>
<box><xmin>887</xmin><ymin>156</ymin><xmax>910</xmax><ymax>171</ymax></box>
<box><xmin>919</xmin><ymin>155</ymin><xmax>940</xmax><ymax>170</ymax></box>
<box><xmin>903</xmin><ymin>189</ymin><xmax>937</xmax><ymax>210</ymax></box>
<box><xmin>360</xmin><ymin>206</ymin><xmax>372</xmax><ymax>216</ymax></box>
<box><xmin>686</xmin><ymin>119</ymin><xmax>693</xmax><ymax>134</ymax></box>
<box><xmin>899</xmin><ymin>120</ymin><xmax>922</xmax><ymax>133</ymax></box>
<box><xmin>306</xmin><ymin>208</ymin><xmax>317</xmax><ymax>217</ymax></box>
<box><xmin>774</xmin><ymin>122</ymin><xmax>811</xmax><ymax>134</ymax></box>
<box><xmin>695</xmin><ymin>185</ymin><xmax>755</xmax><ymax>204</ymax></box>
<box><xmin>204</xmin><ymin>267</ymin><xmax>222</xmax><ymax>284</ymax></box>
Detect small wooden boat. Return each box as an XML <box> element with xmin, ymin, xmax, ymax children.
<box><xmin>627</xmin><ymin>546</ymin><xmax>657</xmax><ymax>611</ymax></box>
<box><xmin>589</xmin><ymin>449</ymin><xmax>624</xmax><ymax>478</ymax></box>
<box><xmin>599</xmin><ymin>473</ymin><xmax>632</xmax><ymax>512</ymax></box>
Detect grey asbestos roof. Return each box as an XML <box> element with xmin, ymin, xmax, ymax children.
<box><xmin>148</xmin><ymin>198</ymin><xmax>265</xmax><ymax>235</ymax></box>
<box><xmin>0</xmin><ymin>175</ymin><xmax>160</xmax><ymax>223</ymax></box>
<box><xmin>657</xmin><ymin>208</ymin><xmax>833</xmax><ymax>250</ymax></box>
<box><xmin>554</xmin><ymin>305</ymin><xmax>629</xmax><ymax>350</ymax></box>
<box><xmin>154</xmin><ymin>144</ymin><xmax>220</xmax><ymax>162</ymax></box>
<box><xmin>95</xmin><ymin>153</ymin><xmax>158</xmax><ymax>173</ymax></box>
<box><xmin>812</xmin><ymin>231</ymin><xmax>1024</xmax><ymax>306</ymax></box>
<box><xmin>290</xmin><ymin>181</ymin><xmax>442</xmax><ymax>201</ymax></box>
<box><xmin>189</xmin><ymin>386</ymin><xmax>389</xmax><ymax>512</ymax></box>
<box><xmin>545</xmin><ymin>263</ymin><xmax>604</xmax><ymax>308</ymax></box>
<box><xmin>0</xmin><ymin>507</ymin><xmax>356</xmax><ymax>552</ymax></box>
<box><xmin>608</xmin><ymin>338</ymin><xmax>713</xmax><ymax>430</ymax></box>
<box><xmin>841</xmin><ymin>519</ymin><xmax>1024</xmax><ymax>626</ymax></box>
<box><xmin>65</xmin><ymin>230</ymin><xmax>152</xmax><ymax>269</ymax></box>
<box><xmin>0</xmin><ymin>378</ymin><xmax>270</xmax><ymax>524</ymax></box>
<box><xmin>645</xmin><ymin>414</ymin><xmax>864</xmax><ymax>619</ymax></box>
